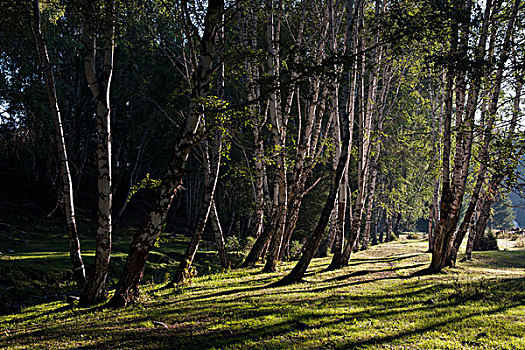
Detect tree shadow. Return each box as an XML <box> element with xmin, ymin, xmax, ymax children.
<box><xmin>348</xmin><ymin>253</ymin><xmax>426</xmax><ymax>264</ymax></box>
<box><xmin>322</xmin><ymin>263</ymin><xmax>428</xmax><ymax>283</ymax></box>
<box><xmin>334</xmin><ymin>302</ymin><xmax>522</xmax><ymax>349</ymax></box>
<box><xmin>2</xmin><ymin>278</ymin><xmax>523</xmax><ymax>350</ymax></box>
<box><xmin>465</xmin><ymin>248</ymin><xmax>525</xmax><ymax>269</ymax></box>
<box><xmin>155</xmin><ymin>283</ymin><xmax>271</xmax><ymax>307</ymax></box>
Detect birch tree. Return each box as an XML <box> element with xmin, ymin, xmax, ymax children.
<box><xmin>80</xmin><ymin>0</ymin><xmax>115</xmax><ymax>305</ymax></box>
<box><xmin>277</xmin><ymin>0</ymin><xmax>362</xmax><ymax>285</ymax></box>
<box><xmin>430</xmin><ymin>0</ymin><xmax>476</xmax><ymax>272</ymax></box>
<box><xmin>173</xmin><ymin>135</ymin><xmax>222</xmax><ymax>284</ymax></box>
<box><xmin>110</xmin><ymin>0</ymin><xmax>225</xmax><ymax>306</ymax></box>
<box><xmin>328</xmin><ymin>0</ymin><xmax>378</xmax><ymax>270</ymax></box>
<box><xmin>261</xmin><ymin>0</ymin><xmax>289</xmax><ymax>273</ymax></box>
<box><xmin>28</xmin><ymin>0</ymin><xmax>86</xmax><ymax>291</ymax></box>
<box><xmin>465</xmin><ymin>75</ymin><xmax>524</xmax><ymax>260</ymax></box>
<box><xmin>446</xmin><ymin>0</ymin><xmax>520</xmax><ymax>266</ymax></box>
<box><xmin>431</xmin><ymin>0</ymin><xmax>522</xmax><ymax>272</ymax></box>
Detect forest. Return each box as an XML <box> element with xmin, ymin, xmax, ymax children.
<box><xmin>0</xmin><ymin>0</ymin><xmax>524</xmax><ymax>349</ymax></box>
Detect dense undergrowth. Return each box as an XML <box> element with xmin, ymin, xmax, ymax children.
<box><xmin>1</xmin><ymin>234</ymin><xmax>524</xmax><ymax>349</ymax></box>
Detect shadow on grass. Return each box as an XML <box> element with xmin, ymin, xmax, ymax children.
<box><xmin>0</xmin><ymin>303</ymin><xmax>75</xmax><ymax>326</ymax></box>
<box><xmin>335</xmin><ymin>302</ymin><xmax>522</xmax><ymax>349</ymax></box>
<box><xmin>156</xmin><ymin>283</ymin><xmax>271</xmax><ymax>307</ymax></box>
<box><xmin>322</xmin><ymin>263</ymin><xmax>428</xmax><ymax>283</ymax></box>
<box><xmin>2</xmin><ymin>277</ymin><xmax>523</xmax><ymax>350</ymax></box>
<box><xmin>467</xmin><ymin>248</ymin><xmax>525</xmax><ymax>269</ymax></box>
<box><xmin>298</xmin><ymin>253</ymin><xmax>427</xmax><ymax>279</ymax></box>
<box><xmin>347</xmin><ymin>253</ymin><xmax>427</xmax><ymax>264</ymax></box>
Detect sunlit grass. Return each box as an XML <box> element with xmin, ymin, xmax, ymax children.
<box><xmin>1</xmin><ymin>236</ymin><xmax>524</xmax><ymax>349</ymax></box>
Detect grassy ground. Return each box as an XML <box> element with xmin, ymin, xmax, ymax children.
<box><xmin>0</xmin><ymin>210</ymin><xmax>216</xmax><ymax>312</ymax></box>
<box><xmin>1</xmin><ymin>237</ymin><xmax>524</xmax><ymax>349</ymax></box>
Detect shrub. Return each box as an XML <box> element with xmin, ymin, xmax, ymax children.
<box><xmin>477</xmin><ymin>230</ymin><xmax>499</xmax><ymax>251</ymax></box>
<box><xmin>225</xmin><ymin>236</ymin><xmax>256</xmax><ymax>267</ymax></box>
<box><xmin>406</xmin><ymin>232</ymin><xmax>421</xmax><ymax>240</ymax></box>
<box><xmin>225</xmin><ymin>236</ymin><xmax>241</xmax><ymax>251</ymax></box>
<box><xmin>286</xmin><ymin>240</ymin><xmax>303</xmax><ymax>261</ymax></box>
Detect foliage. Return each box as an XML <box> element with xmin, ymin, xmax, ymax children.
<box><xmin>491</xmin><ymin>193</ymin><xmax>517</xmax><ymax>231</ymax></box>
<box><xmin>224</xmin><ymin>236</ymin><xmax>256</xmax><ymax>267</ymax></box>
<box><xmin>477</xmin><ymin>230</ymin><xmax>499</xmax><ymax>251</ymax></box>
<box><xmin>126</xmin><ymin>173</ymin><xmax>162</xmax><ymax>203</ymax></box>
<box><xmin>176</xmin><ymin>263</ymin><xmax>198</xmax><ymax>286</ymax></box>
<box><xmin>285</xmin><ymin>240</ymin><xmax>303</xmax><ymax>261</ymax></box>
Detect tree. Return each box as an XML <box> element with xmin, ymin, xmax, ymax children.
<box><xmin>430</xmin><ymin>0</ymin><xmax>522</xmax><ymax>272</ymax></box>
<box><xmin>491</xmin><ymin>193</ymin><xmax>516</xmax><ymax>231</ymax></box>
<box><xmin>445</xmin><ymin>0</ymin><xmax>520</xmax><ymax>267</ymax></box>
<box><xmin>79</xmin><ymin>0</ymin><xmax>116</xmax><ymax>305</ymax></box>
<box><xmin>109</xmin><ymin>0</ymin><xmax>225</xmax><ymax>306</ymax></box>
<box><xmin>276</xmin><ymin>0</ymin><xmax>361</xmax><ymax>285</ymax></box>
<box><xmin>28</xmin><ymin>0</ymin><xmax>86</xmax><ymax>291</ymax></box>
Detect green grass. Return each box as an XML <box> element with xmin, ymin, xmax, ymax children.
<box><xmin>0</xmin><ymin>213</ymin><xmax>194</xmax><ymax>309</ymax></box>
<box><xmin>1</xmin><ymin>237</ymin><xmax>524</xmax><ymax>349</ymax></box>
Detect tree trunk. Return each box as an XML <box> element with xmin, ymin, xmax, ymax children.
<box><xmin>109</xmin><ymin>0</ymin><xmax>224</xmax><ymax>306</ymax></box>
<box><xmin>385</xmin><ymin>214</ymin><xmax>394</xmax><ymax>243</ymax></box>
<box><xmin>468</xmin><ymin>73</ymin><xmax>524</xmax><ymax>257</ymax></box>
<box><xmin>378</xmin><ymin>207</ymin><xmax>386</xmax><ymax>243</ymax></box>
<box><xmin>428</xmin><ymin>177</ymin><xmax>440</xmax><ymax>252</ymax></box>
<box><xmin>210</xmin><ymin>201</ymin><xmax>228</xmax><ymax>268</ymax></box>
<box><xmin>29</xmin><ymin>0</ymin><xmax>86</xmax><ymax>291</ymax></box>
<box><xmin>319</xmin><ymin>213</ymin><xmax>337</xmax><ymax>258</ymax></box>
<box><xmin>276</xmin><ymin>0</ymin><xmax>361</xmax><ymax>285</ymax></box>
<box><xmin>249</xmin><ymin>1</ymin><xmax>290</xmax><ymax>272</ymax></box>
<box><xmin>328</xmin><ymin>1</ymin><xmax>375</xmax><ymax>270</ymax></box>
<box><xmin>80</xmin><ymin>0</ymin><xmax>115</xmax><ymax>305</ymax></box>
<box><xmin>362</xmin><ymin>133</ymin><xmax>381</xmax><ymax>250</ymax></box>
<box><xmin>473</xmin><ymin>193</ymin><xmax>494</xmax><ymax>251</ymax></box>
<box><xmin>442</xmin><ymin>0</ymin><xmax>518</xmax><ymax>269</ymax></box>
<box><xmin>362</xmin><ymin>173</ymin><xmax>376</xmax><ymax>250</ymax></box>
<box><xmin>371</xmin><ymin>205</ymin><xmax>381</xmax><ymax>245</ymax></box>
<box><xmin>253</xmin><ymin>125</ymin><xmax>266</xmax><ymax>238</ymax></box>
<box><xmin>241</xmin><ymin>3</ymin><xmax>266</xmax><ymax>240</ymax></box>
<box><xmin>429</xmin><ymin>4</ymin><xmax>463</xmax><ymax>272</ymax></box>
<box><xmin>464</xmin><ymin>210</ymin><xmax>477</xmax><ymax>260</ymax></box>
<box><xmin>279</xmin><ymin>191</ymin><xmax>306</xmax><ymax>261</ymax></box>
<box><xmin>117</xmin><ymin>132</ymin><xmax>148</xmax><ymax>222</ymax></box>
<box><xmin>242</xmin><ymin>218</ymin><xmax>276</xmax><ymax>267</ymax></box>
<box><xmin>173</xmin><ymin>137</ymin><xmax>221</xmax><ymax>284</ymax></box>
<box><xmin>277</xmin><ymin>116</ymin><xmax>351</xmax><ymax>285</ymax></box>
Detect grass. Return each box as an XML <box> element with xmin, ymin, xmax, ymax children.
<box><xmin>0</xmin><ymin>211</ymin><xmax>197</xmax><ymax>310</ymax></box>
<box><xmin>0</xmin><ymin>237</ymin><xmax>524</xmax><ymax>349</ymax></box>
